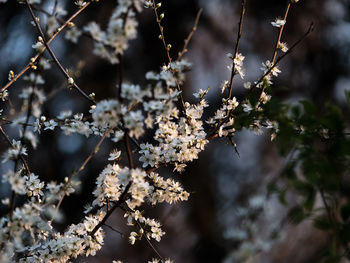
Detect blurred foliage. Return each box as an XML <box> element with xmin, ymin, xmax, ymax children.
<box><xmin>259</xmin><ymin>87</ymin><xmax>350</xmax><ymax>262</ymax></box>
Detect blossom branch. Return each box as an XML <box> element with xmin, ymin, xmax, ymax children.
<box><xmin>228</xmin><ymin>136</ymin><xmax>240</xmax><ymax>157</ymax></box>
<box><xmin>256</xmin><ymin>21</ymin><xmax>314</xmax><ymax>100</ymax></box>
<box><xmin>55</xmin><ymin>127</ymin><xmax>114</xmax><ymax>213</ymax></box>
<box><xmin>10</xmin><ymin>83</ymin><xmax>36</xmax><ymax>220</ymax></box>
<box><xmin>206</xmin><ymin>23</ymin><xmax>313</xmax><ymax>141</ymax></box>
<box><xmin>135</xmin><ymin>215</ymin><xmax>164</xmax><ymax>261</ymax></box>
<box><xmin>271</xmin><ymin>1</ymin><xmax>291</xmax><ymax>64</ymax></box>
<box><xmin>25</xmin><ymin>0</ymin><xmax>95</xmax><ymax>104</ymax></box>
<box><xmin>120</xmin><ymin>205</ymin><xmax>165</xmax><ymax>261</ymax></box>
<box><xmin>1</xmin><ymin>1</ymin><xmax>92</xmax><ymax>93</ymax></box>
<box><xmin>258</xmin><ymin>0</ymin><xmax>292</xmax><ymax>101</ymax></box>
<box><xmin>151</xmin><ymin>0</ymin><xmax>186</xmax><ymax>111</ymax></box>
<box><xmin>90</xmin><ymin>182</ymin><xmax>132</xmax><ymax>237</ymax></box>
<box><xmin>0</xmin><ymin>127</ymin><xmax>30</xmax><ymax>173</ymax></box>
<box><xmin>227</xmin><ymin>0</ymin><xmax>246</xmax><ymax>99</ymax></box>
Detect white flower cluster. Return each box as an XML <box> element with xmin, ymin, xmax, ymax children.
<box><xmin>126</xmin><ymin>211</ymin><xmax>165</xmax><ymax>244</ymax></box>
<box><xmin>84</xmin><ymin>0</ymin><xmax>144</xmax><ymax>64</ymax></box>
<box><xmin>227</xmin><ymin>53</ymin><xmax>245</xmax><ymax>79</ymax></box>
<box><xmin>92</xmin><ymin>162</ymin><xmax>189</xmax><ymax>209</ymax></box>
<box><xmin>60</xmin><ymin>113</ymin><xmax>93</xmax><ymax>137</ymax></box>
<box><xmin>0</xmin><ymin>166</ymin><xmax>86</xmax><ymax>262</ymax></box>
<box><xmin>139</xmin><ymin>97</ymin><xmax>208</xmax><ymax>172</ymax></box>
<box><xmin>2</xmin><ymin>140</ymin><xmax>27</xmax><ymax>163</ymax></box>
<box><xmin>21</xmin><ymin>211</ymin><xmax>106</xmax><ymax>262</ymax></box>
<box><xmin>206</xmin><ymin>97</ymin><xmax>239</xmax><ymax>137</ymax></box>
<box><xmin>146</xmin><ymin>60</ymin><xmax>192</xmax><ymax>87</ymax></box>
<box><xmin>271</xmin><ymin>18</ymin><xmax>286</xmax><ymax>28</ymax></box>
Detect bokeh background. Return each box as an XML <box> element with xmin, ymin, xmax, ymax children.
<box><xmin>1</xmin><ymin>0</ymin><xmax>350</xmax><ymax>262</ymax></box>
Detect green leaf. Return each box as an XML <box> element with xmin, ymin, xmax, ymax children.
<box><xmin>300</xmin><ymin>99</ymin><xmax>316</xmax><ymax>115</ymax></box>
<box><xmin>341</xmin><ymin>204</ymin><xmax>350</xmax><ymax>221</ymax></box>
<box><xmin>291</xmin><ymin>105</ymin><xmax>301</xmax><ymax>119</ymax></box>
<box><xmin>288</xmin><ymin>205</ymin><xmax>305</xmax><ymax>224</ymax></box>
<box><xmin>345</xmin><ymin>90</ymin><xmax>350</xmax><ymax>107</ymax></box>
<box><xmin>340</xmin><ymin>223</ymin><xmax>350</xmax><ymax>244</ymax></box>
<box><xmin>313</xmin><ymin>215</ymin><xmax>332</xmax><ymax>230</ymax></box>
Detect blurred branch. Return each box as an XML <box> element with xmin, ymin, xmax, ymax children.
<box><xmin>177</xmin><ymin>8</ymin><xmax>203</xmax><ymax>61</ymax></box>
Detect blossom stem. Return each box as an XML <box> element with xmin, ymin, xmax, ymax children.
<box><xmin>90</xmin><ymin>182</ymin><xmax>131</xmax><ymax>236</ymax></box>
<box><xmin>257</xmin><ymin>0</ymin><xmax>291</xmax><ymax>102</ymax></box>
<box><xmin>0</xmin><ymin>127</ymin><xmax>30</xmax><ymax>174</ymax></box>
<box><xmin>10</xmin><ymin>83</ymin><xmax>36</xmax><ymax>220</ymax></box>
<box><xmin>55</xmin><ymin>127</ymin><xmax>114</xmax><ymax>214</ymax></box>
<box><xmin>1</xmin><ymin>1</ymin><xmax>92</xmax><ymax>93</ymax></box>
<box><xmin>271</xmin><ymin>1</ymin><xmax>291</xmax><ymax>65</ymax></box>
<box><xmin>25</xmin><ymin>0</ymin><xmax>95</xmax><ymax>104</ymax></box>
<box><xmin>135</xmin><ymin>217</ymin><xmax>165</xmax><ymax>261</ymax></box>
<box><xmin>117</xmin><ymin>54</ymin><xmax>124</xmax><ymax>101</ymax></box>
<box><xmin>208</xmin><ymin>21</ymin><xmax>313</xmax><ymax>140</ymax></box>
<box><xmin>124</xmin><ymin>132</ymin><xmax>134</xmax><ymax>169</ymax></box>
<box><xmin>256</xmin><ymin>22</ymin><xmax>314</xmax><ymax>101</ymax></box>
<box><xmin>151</xmin><ymin>0</ymin><xmax>187</xmax><ymax>112</ymax></box>
<box><xmin>227</xmin><ymin>0</ymin><xmax>246</xmax><ymax>100</ymax></box>
<box><xmin>121</xmin><ymin>206</ymin><xmax>165</xmax><ymax>261</ymax></box>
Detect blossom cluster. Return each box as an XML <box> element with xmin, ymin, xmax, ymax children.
<box><xmin>84</xmin><ymin>0</ymin><xmax>144</xmax><ymax>64</ymax></box>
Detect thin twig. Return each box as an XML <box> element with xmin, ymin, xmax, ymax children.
<box><xmin>55</xmin><ymin>128</ymin><xmax>113</xmax><ymax>213</ymax></box>
<box><xmin>227</xmin><ymin>0</ymin><xmax>246</xmax><ymax>99</ymax></box>
<box><xmin>103</xmin><ymin>224</ymin><xmax>124</xmax><ymax>237</ymax></box>
<box><xmin>10</xmin><ymin>82</ymin><xmax>36</xmax><ymax>219</ymax></box>
<box><xmin>256</xmin><ymin>22</ymin><xmax>314</xmax><ymax>100</ymax></box>
<box><xmin>31</xmin><ymin>4</ymin><xmax>118</xmax><ymax>54</ymax></box>
<box><xmin>90</xmin><ymin>182</ymin><xmax>132</xmax><ymax>236</ymax></box>
<box><xmin>117</xmin><ymin>54</ymin><xmax>124</xmax><ymax>101</ymax></box>
<box><xmin>52</xmin><ymin>0</ymin><xmax>58</xmax><ymax>16</ymax></box>
<box><xmin>0</xmin><ymin>125</ymin><xmax>31</xmax><ymax>219</ymax></box>
<box><xmin>120</xmin><ymin>205</ymin><xmax>165</xmax><ymax>261</ymax></box>
<box><xmin>271</xmin><ymin>1</ymin><xmax>291</xmax><ymax>65</ymax></box>
<box><xmin>257</xmin><ymin>0</ymin><xmax>292</xmax><ymax>101</ymax></box>
<box><xmin>1</xmin><ymin>1</ymin><xmax>92</xmax><ymax>93</ymax></box>
<box><xmin>25</xmin><ymin>1</ymin><xmax>95</xmax><ymax>104</ymax></box>
<box><xmin>228</xmin><ymin>136</ymin><xmax>240</xmax><ymax>157</ymax></box>
<box><xmin>151</xmin><ymin>0</ymin><xmax>171</xmax><ymax>64</ymax></box>
<box><xmin>207</xmin><ymin>22</ymin><xmax>314</xmax><ymax>141</ymax></box>
<box><xmin>177</xmin><ymin>8</ymin><xmax>203</xmax><ymax>61</ymax></box>
<box><xmin>124</xmin><ymin>132</ymin><xmax>134</xmax><ymax>169</ymax></box>
<box><xmin>319</xmin><ymin>187</ymin><xmax>333</xmax><ymax>225</ymax></box>
<box><xmin>135</xmin><ymin>219</ymin><xmax>164</xmax><ymax>261</ymax></box>
<box><xmin>151</xmin><ymin>0</ymin><xmax>186</xmax><ymax>112</ymax></box>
